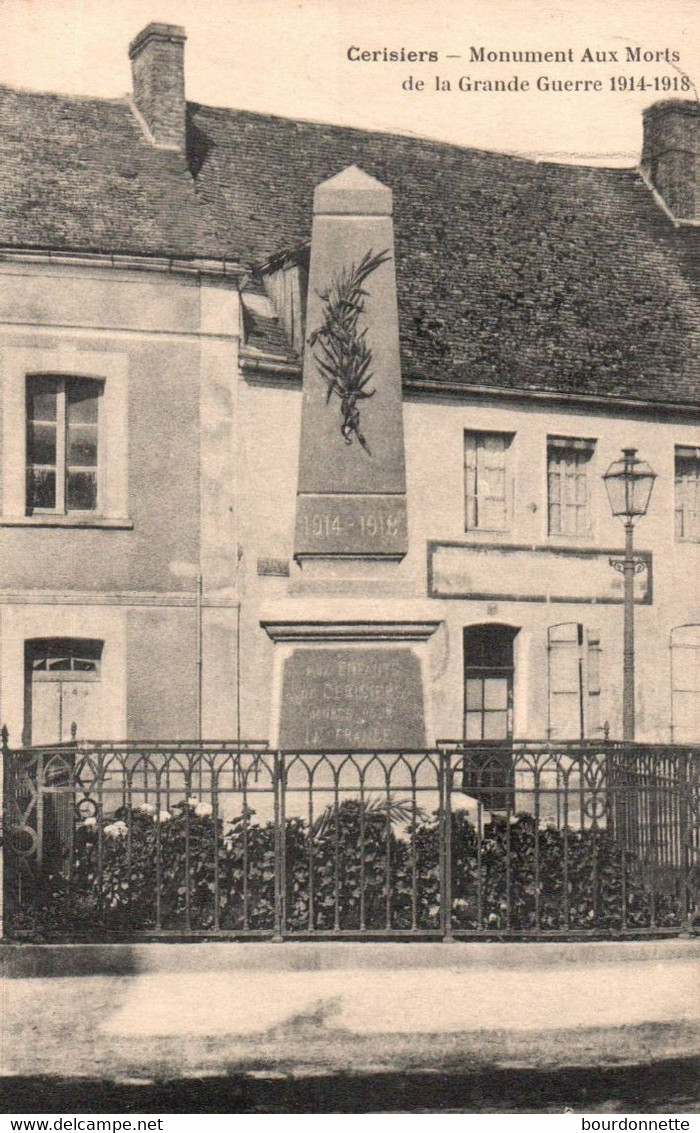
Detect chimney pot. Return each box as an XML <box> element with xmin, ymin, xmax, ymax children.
<box><xmin>129</xmin><ymin>22</ymin><xmax>187</xmax><ymax>151</ymax></box>
<box><xmin>641</xmin><ymin>99</ymin><xmax>700</xmax><ymax>222</ymax></box>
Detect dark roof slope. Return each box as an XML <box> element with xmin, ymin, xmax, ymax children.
<box><xmin>0</xmin><ymin>85</ymin><xmax>206</xmax><ymax>254</ymax></box>
<box><xmin>0</xmin><ymin>85</ymin><xmax>697</xmax><ymax>406</ymax></box>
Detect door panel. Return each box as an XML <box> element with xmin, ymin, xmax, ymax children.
<box><xmin>24</xmin><ymin>638</ymin><xmax>104</xmax><ymax>745</ymax></box>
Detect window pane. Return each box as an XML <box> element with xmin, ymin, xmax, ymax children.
<box><xmin>27</xmin><ymin>468</ymin><xmax>56</xmax><ymax>510</ymax></box>
<box><xmin>483</xmin><ymin>711</ymin><xmax>508</xmax><ymax>739</ymax></box>
<box><xmin>28</xmin><ymin>378</ymin><xmax>58</xmax><ymax>422</ymax></box>
<box><xmin>673</xmin><ymin>645</ymin><xmax>700</xmax><ymax>691</ymax></box>
<box><xmin>549</xmin><ymin>503</ymin><xmax>562</xmax><ymax>534</ymax></box>
<box><xmin>465</xmin><ymin>431</ymin><xmax>512</xmax><ymax>531</ymax></box>
<box><xmin>27</xmin><ymin>422</ymin><xmax>57</xmax><ymax>466</ymax></box>
<box><xmin>67</xmin><ymin>381</ymin><xmax>99</xmax><ymax>423</ymax></box>
<box><xmin>548</xmin><ymin>440</ymin><xmax>593</xmax><ymax>536</ymax></box>
<box><xmin>484</xmin><ymin>678</ymin><xmax>508</xmax><ymax>710</ymax></box>
<box><xmin>66</xmin><ymin>470</ymin><xmax>97</xmax><ymax>510</ymax></box>
<box><xmin>481</xmin><ymin>466</ymin><xmax>505</xmax><ymax>495</ymax></box>
<box><xmin>465</xmin><ymin>712</ymin><xmax>483</xmax><ymax>740</ymax></box>
<box><xmin>481</xmin><ymin>497</ymin><xmax>507</xmax><ymax>529</ymax></box>
<box><xmin>483</xmin><ymin>434</ymin><xmax>506</xmax><ymax>460</ymax></box>
<box><xmin>67</xmin><ymin>424</ymin><xmax>98</xmax><ymax>466</ymax></box>
<box><xmin>466</xmin><ymin>679</ymin><xmax>483</xmax><ymax>709</ymax></box>
<box><xmin>673</xmin><ymin>692</ymin><xmax>699</xmax><ymax>741</ymax></box>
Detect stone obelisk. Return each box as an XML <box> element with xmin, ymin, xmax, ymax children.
<box><xmin>294</xmin><ymin>166</ymin><xmax>408</xmax><ymax>561</ymax></box>
<box><xmin>275</xmin><ymin>166</ymin><xmax>432</xmax><ymax>751</ymax></box>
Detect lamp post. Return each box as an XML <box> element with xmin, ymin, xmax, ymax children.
<box><xmin>603</xmin><ymin>448</ymin><xmax>656</xmax><ymax>741</ymax></box>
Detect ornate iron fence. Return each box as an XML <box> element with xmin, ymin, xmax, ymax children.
<box><xmin>3</xmin><ymin>733</ymin><xmax>697</xmax><ymax>940</ymax></box>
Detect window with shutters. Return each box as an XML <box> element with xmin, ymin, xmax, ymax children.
<box><xmin>670</xmin><ymin>625</ymin><xmax>699</xmax><ymax>742</ymax></box>
<box><xmin>547</xmin><ymin>623</ymin><xmax>602</xmax><ymax>739</ymax></box>
<box><xmin>464</xmin><ymin>431</ymin><xmax>513</xmax><ymax>532</ymax></box>
<box><xmin>674</xmin><ymin>446</ymin><xmax>700</xmax><ymax>542</ymax></box>
<box><xmin>26</xmin><ymin>376</ymin><xmax>101</xmax><ymax>515</ymax></box>
<box><xmin>547</xmin><ymin>436</ymin><xmax>595</xmax><ymax>537</ymax></box>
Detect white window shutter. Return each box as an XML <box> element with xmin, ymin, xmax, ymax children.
<box><xmin>584</xmin><ymin>627</ymin><xmax>602</xmax><ymax>737</ymax></box>
<box><xmin>670</xmin><ymin>625</ymin><xmax>700</xmax><ymax>741</ymax></box>
<box><xmin>548</xmin><ymin>623</ymin><xmax>583</xmax><ymax>739</ymax></box>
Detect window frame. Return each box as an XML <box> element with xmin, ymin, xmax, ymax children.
<box><xmin>674</xmin><ymin>445</ymin><xmax>700</xmax><ymax>544</ymax></box>
<box><xmin>546</xmin><ymin>435</ymin><xmax>596</xmax><ymax>540</ymax></box>
<box><xmin>464</xmin><ymin>429</ymin><xmax>514</xmax><ymax>534</ymax></box>
<box><xmin>1</xmin><ymin>346</ymin><xmax>130</xmax><ymax>528</ymax></box>
<box><xmin>463</xmin><ymin>624</ymin><xmax>518</xmax><ymax>741</ymax></box>
<box><xmin>26</xmin><ymin>374</ymin><xmax>103</xmax><ymax>517</ymax></box>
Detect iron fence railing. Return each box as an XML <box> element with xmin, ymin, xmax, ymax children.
<box><xmin>3</xmin><ymin>734</ymin><xmax>698</xmax><ymax>941</ymax></box>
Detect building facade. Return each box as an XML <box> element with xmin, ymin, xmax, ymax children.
<box><xmin>0</xmin><ymin>23</ymin><xmax>698</xmax><ymax>753</ymax></box>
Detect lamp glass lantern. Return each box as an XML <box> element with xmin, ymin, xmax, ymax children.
<box><xmin>603</xmin><ymin>447</ymin><xmax>656</xmax><ymax>522</ymax></box>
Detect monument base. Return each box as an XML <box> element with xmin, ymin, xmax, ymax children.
<box><xmin>278</xmin><ymin>646</ymin><xmax>425</xmax><ymax>750</ymax></box>
<box><xmin>263</xmin><ymin>618</ymin><xmax>440</xmax><ymax>750</ymax></box>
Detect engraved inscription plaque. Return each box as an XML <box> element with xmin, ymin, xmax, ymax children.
<box><xmin>279</xmin><ymin>648</ymin><xmax>426</xmax><ymax>749</ymax></box>
<box><xmin>295</xmin><ymin>494</ymin><xmax>408</xmax><ymax>557</ymax></box>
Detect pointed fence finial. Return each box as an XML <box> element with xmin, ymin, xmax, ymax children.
<box><xmin>1</xmin><ymin>724</ymin><xmax>8</xmax><ymax>753</ymax></box>
<box><xmin>70</xmin><ymin>721</ymin><xmax>78</xmax><ymax>741</ymax></box>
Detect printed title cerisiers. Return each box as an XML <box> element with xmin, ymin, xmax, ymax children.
<box><xmin>346</xmin><ymin>46</ymin><xmax>681</xmax><ymax>63</ymax></box>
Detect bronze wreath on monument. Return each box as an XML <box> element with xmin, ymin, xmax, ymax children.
<box><xmin>308</xmin><ymin>247</ymin><xmax>391</xmax><ymax>455</ymax></box>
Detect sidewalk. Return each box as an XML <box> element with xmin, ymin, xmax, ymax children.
<box><xmin>2</xmin><ymin>940</ymin><xmax>699</xmax><ymax>1082</ymax></box>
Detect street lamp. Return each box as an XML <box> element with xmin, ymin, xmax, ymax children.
<box><xmin>603</xmin><ymin>448</ymin><xmax>656</xmax><ymax>741</ymax></box>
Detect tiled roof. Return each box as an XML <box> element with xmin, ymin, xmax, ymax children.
<box><xmin>1</xmin><ymin>84</ymin><xmax>698</xmax><ymax>406</ymax></box>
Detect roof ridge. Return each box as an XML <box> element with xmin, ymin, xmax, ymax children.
<box><xmin>0</xmin><ymin>80</ymin><xmax>130</xmax><ymax>106</ymax></box>
<box><xmin>187</xmin><ymin>100</ymin><xmax>641</xmax><ymax>171</ymax></box>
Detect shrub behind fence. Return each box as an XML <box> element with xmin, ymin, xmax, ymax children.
<box><xmin>4</xmin><ymin>739</ymin><xmax>697</xmax><ymax>940</ymax></box>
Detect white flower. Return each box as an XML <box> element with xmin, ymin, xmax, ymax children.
<box><xmin>103</xmin><ymin>820</ymin><xmax>128</xmax><ymax>839</ymax></box>
<box><xmin>82</xmin><ymin>816</ymin><xmax>97</xmax><ymax>829</ymax></box>
<box><xmin>137</xmin><ymin>802</ymin><xmax>156</xmax><ymax>816</ymax></box>
<box><xmin>194</xmin><ymin>801</ymin><xmax>213</xmax><ymax>819</ymax></box>
<box><xmin>157</xmin><ymin>810</ymin><xmax>172</xmax><ymax>823</ymax></box>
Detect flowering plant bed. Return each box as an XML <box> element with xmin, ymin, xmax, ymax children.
<box><xmin>6</xmin><ymin>797</ymin><xmax>683</xmax><ymax>939</ymax></box>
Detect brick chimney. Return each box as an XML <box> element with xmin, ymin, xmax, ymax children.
<box><xmin>129</xmin><ymin>22</ymin><xmax>186</xmax><ymax>151</ymax></box>
<box><xmin>641</xmin><ymin>100</ymin><xmax>699</xmax><ymax>222</ymax></box>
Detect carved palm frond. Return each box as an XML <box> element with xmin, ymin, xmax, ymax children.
<box><xmin>312</xmin><ymin>794</ymin><xmax>429</xmax><ymax>840</ymax></box>
<box><xmin>308</xmin><ymin>248</ymin><xmax>391</xmax><ymax>454</ymax></box>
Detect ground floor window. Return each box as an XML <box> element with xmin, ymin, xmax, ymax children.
<box><xmin>463</xmin><ymin>625</ymin><xmax>518</xmax><ymax>810</ymax></box>
<box><xmin>463</xmin><ymin>624</ymin><xmax>517</xmax><ymax>741</ymax></box>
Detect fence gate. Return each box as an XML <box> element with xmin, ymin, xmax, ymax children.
<box><xmin>4</xmin><ymin>742</ymin><xmax>80</xmax><ymax>915</ymax></box>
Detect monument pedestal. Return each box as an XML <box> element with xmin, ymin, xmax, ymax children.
<box><xmin>263</xmin><ymin>617</ymin><xmax>440</xmax><ymax>750</ymax></box>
